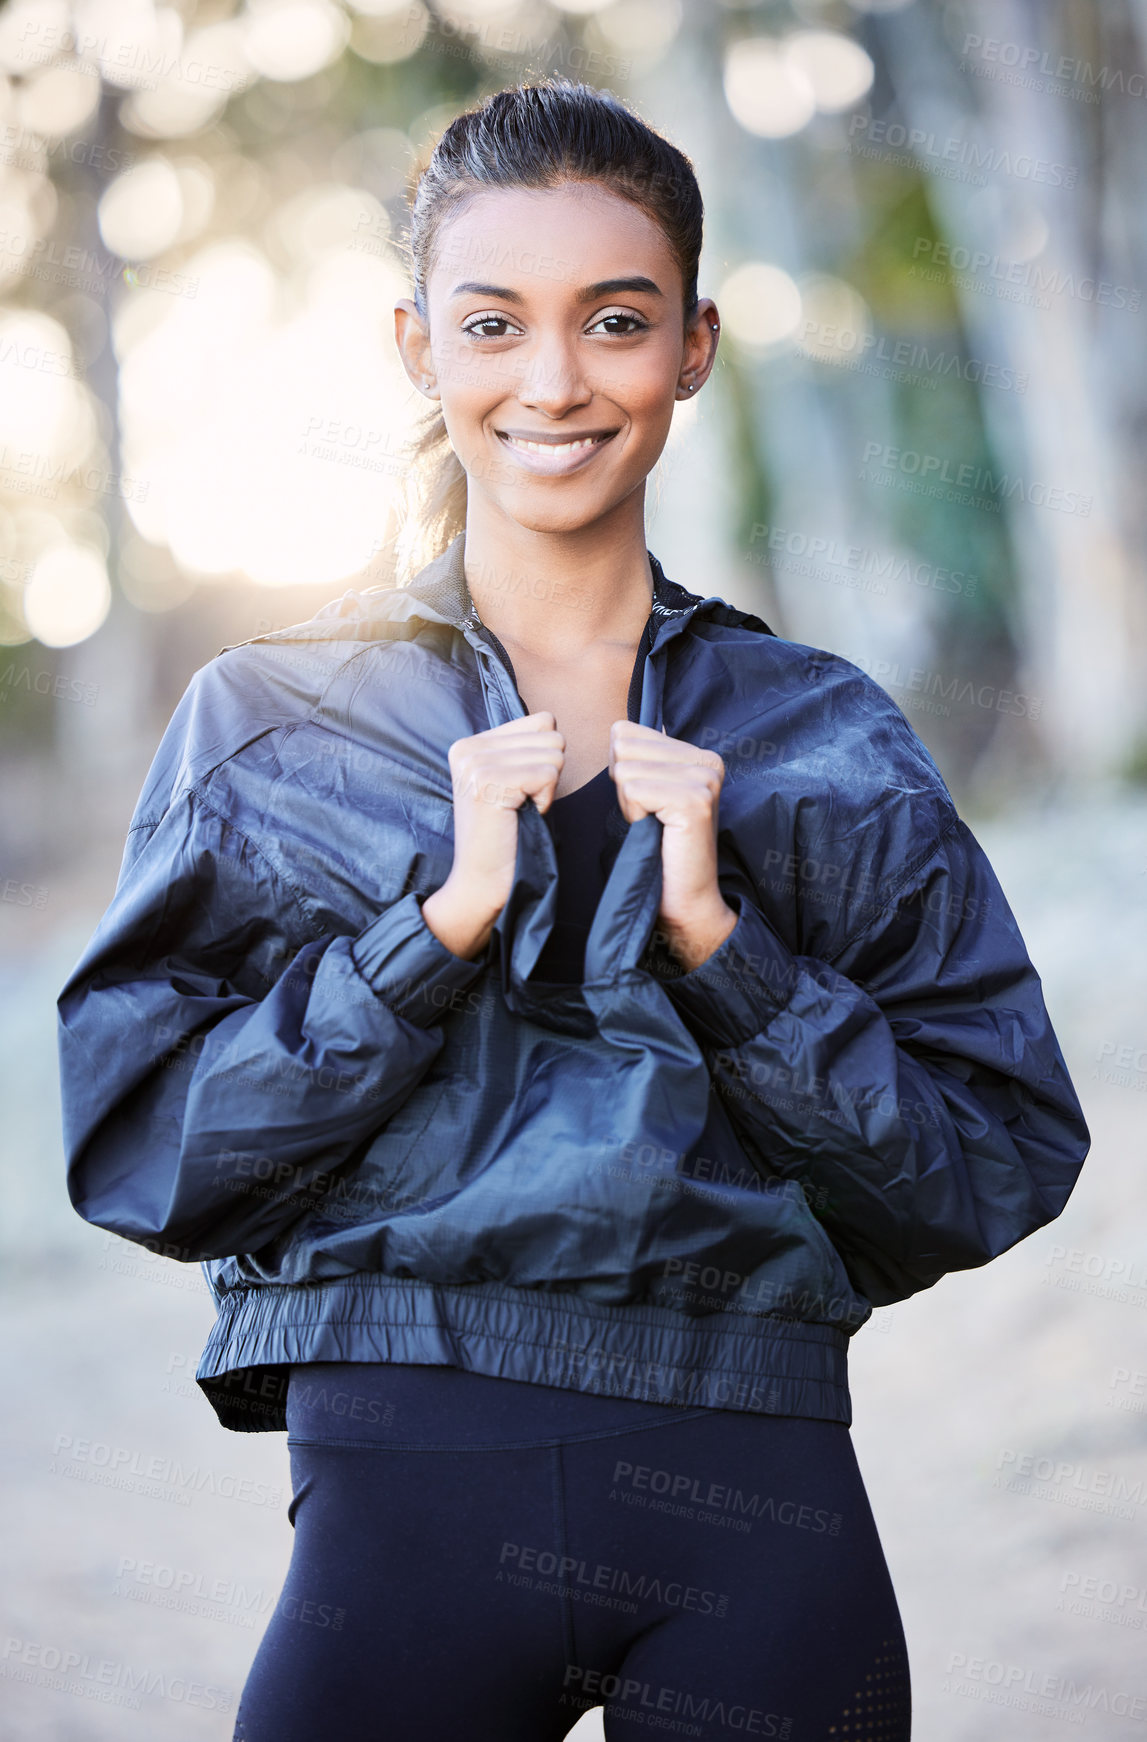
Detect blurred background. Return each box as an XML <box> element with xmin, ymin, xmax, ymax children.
<box><xmin>2</xmin><ymin>0</ymin><xmax>1146</xmax><ymax>1735</ymax></box>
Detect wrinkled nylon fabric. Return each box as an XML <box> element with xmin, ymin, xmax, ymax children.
<box><xmin>56</xmin><ymin>533</ymin><xmax>1090</xmax><ymax>1432</ymax></box>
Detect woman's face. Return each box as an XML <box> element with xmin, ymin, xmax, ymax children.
<box><xmin>395</xmin><ymin>181</ymin><xmax>718</xmax><ymax>536</ymax></box>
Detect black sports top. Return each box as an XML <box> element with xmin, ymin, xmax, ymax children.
<box><xmin>530</xmin><ymin>764</ymin><xmax>628</xmax><ymax>983</ymax></box>
<box><xmin>471</xmin><ymin>591</ymin><xmax>657</xmax><ymax>988</ymax></box>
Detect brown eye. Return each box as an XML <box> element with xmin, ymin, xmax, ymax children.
<box><xmin>587</xmin><ymin>312</ymin><xmax>650</xmax><ymax>337</ymax></box>
<box><xmin>462</xmin><ymin>315</ymin><xmax>520</xmax><ymax>340</ymax></box>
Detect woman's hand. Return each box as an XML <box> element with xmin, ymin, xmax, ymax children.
<box><xmin>421</xmin><ymin>713</ymin><xmax>565</xmax><ymax>960</ymax></box>
<box><xmin>610</xmin><ymin>721</ymin><xmax>738</xmax><ymax>973</ymax></box>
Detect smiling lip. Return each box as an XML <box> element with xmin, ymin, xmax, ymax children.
<box><xmin>494</xmin><ymin>427</ymin><xmax>618</xmax><ymax>474</ymax></box>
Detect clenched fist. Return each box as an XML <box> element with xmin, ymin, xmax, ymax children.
<box><xmin>609</xmin><ymin>720</ymin><xmax>738</xmax><ymax>972</ymax></box>
<box><xmin>421</xmin><ymin>712</ymin><xmax>564</xmax><ymax>961</ymax></box>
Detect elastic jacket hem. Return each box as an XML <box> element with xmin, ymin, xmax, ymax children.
<box><xmin>195</xmin><ymin>1274</ymin><xmax>851</xmax><ymax>1434</ymax></box>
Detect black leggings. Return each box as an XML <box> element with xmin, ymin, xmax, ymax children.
<box><xmin>234</xmin><ymin>1364</ymin><xmax>911</xmax><ymax>1741</ymax></box>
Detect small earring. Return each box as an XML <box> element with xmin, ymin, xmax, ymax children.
<box><xmin>711</xmin><ymin>323</ymin><xmax>718</xmax><ymax>331</ymax></box>
<box><xmin>688</xmin><ymin>383</ymin><xmax>695</xmax><ymax>391</ymax></box>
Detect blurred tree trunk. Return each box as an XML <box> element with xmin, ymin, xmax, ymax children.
<box><xmin>877</xmin><ymin>0</ymin><xmax>1139</xmax><ymax>782</ymax></box>
<box><xmin>634</xmin><ymin>0</ymin><xmax>785</xmax><ymax>631</ymax></box>
<box><xmin>56</xmin><ymin>83</ymin><xmax>152</xmax><ymax>804</ymax></box>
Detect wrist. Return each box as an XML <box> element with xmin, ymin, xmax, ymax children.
<box><xmin>420</xmin><ymin>882</ymin><xmax>502</xmax><ymax>962</ymax></box>
<box><xmin>657</xmin><ymin>900</ymin><xmax>738</xmax><ymax>974</ymax></box>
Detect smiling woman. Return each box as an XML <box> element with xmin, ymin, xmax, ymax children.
<box><xmin>390</xmin><ymin>142</ymin><xmax>721</xmax><ymax>814</ymax></box>
<box><xmin>57</xmin><ymin>76</ymin><xmax>1088</xmax><ymax>1742</ymax></box>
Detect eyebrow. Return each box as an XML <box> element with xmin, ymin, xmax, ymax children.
<box><xmin>447</xmin><ymin>276</ymin><xmax>665</xmax><ymax>304</ymax></box>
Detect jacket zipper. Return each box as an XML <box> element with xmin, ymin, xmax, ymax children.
<box><xmin>461</xmin><ymin>613</ymin><xmax>662</xmax><ymax>729</ymax></box>
<box><xmin>471</xmin><ymin>624</ymin><xmax>527</xmax><ymax>712</ymax></box>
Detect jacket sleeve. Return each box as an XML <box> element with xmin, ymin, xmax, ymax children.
<box><xmin>57</xmin><ymin>783</ymin><xmax>487</xmax><ymax>1263</ymax></box>
<box><xmin>649</xmin><ymin>813</ymin><xmax>1090</xmax><ymax>1307</ymax></box>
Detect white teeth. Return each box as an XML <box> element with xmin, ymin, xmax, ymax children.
<box><xmin>503</xmin><ymin>435</ymin><xmax>604</xmax><ymax>454</ymax></box>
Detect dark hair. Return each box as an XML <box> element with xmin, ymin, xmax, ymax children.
<box><xmin>393</xmin><ymin>77</ymin><xmax>704</xmax><ymax>582</ymax></box>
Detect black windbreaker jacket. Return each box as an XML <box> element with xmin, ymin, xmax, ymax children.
<box><xmin>57</xmin><ymin>532</ymin><xmax>1090</xmax><ymax>1430</ymax></box>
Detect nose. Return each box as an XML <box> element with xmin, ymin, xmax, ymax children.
<box><xmin>513</xmin><ymin>331</ymin><xmax>593</xmax><ymax>418</ymax></box>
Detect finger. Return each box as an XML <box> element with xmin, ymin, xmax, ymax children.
<box><xmin>618</xmin><ymin>720</ymin><xmax>675</xmax><ymax>737</ymax></box>
<box><xmin>611</xmin><ymin>719</ymin><xmax>662</xmax><ymax>746</ymax></box>
<box><xmin>614</xmin><ymin>787</ymin><xmax>650</xmax><ymax>826</ymax></box>
<box><xmin>612</xmin><ymin>772</ymin><xmax>721</xmax><ymax>821</ymax></box>
<box><xmin>493</xmin><ymin>711</ymin><xmax>559</xmax><ymax>735</ymax></box>
<box><xmin>455</xmin><ymin>732</ymin><xmax>565</xmax><ymax>770</ymax></box>
<box><xmin>456</xmin><ymin>752</ymin><xmax>564</xmax><ymax>804</ymax></box>
<box><xmin>613</xmin><ymin>752</ymin><xmax>724</xmax><ymax>790</ymax></box>
<box><xmin>485</xmin><ymin>734</ymin><xmax>566</xmax><ymax>762</ymax></box>
<box><xmin>612</xmin><ymin>721</ymin><xmax>721</xmax><ymax>768</ymax></box>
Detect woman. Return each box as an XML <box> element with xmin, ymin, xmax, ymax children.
<box><xmin>58</xmin><ymin>80</ymin><xmax>1089</xmax><ymax>1741</ymax></box>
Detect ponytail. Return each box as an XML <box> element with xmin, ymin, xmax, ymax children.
<box><xmin>392</xmin><ymin>399</ymin><xmax>467</xmax><ymax>588</ymax></box>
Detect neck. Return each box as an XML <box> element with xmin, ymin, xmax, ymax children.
<box><xmin>461</xmin><ymin>492</ymin><xmax>655</xmax><ymax>662</ymax></box>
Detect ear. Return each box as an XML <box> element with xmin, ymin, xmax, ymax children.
<box><xmin>676</xmin><ymin>295</ymin><xmax>720</xmax><ymax>399</ymax></box>
<box><xmin>394</xmin><ymin>298</ymin><xmax>439</xmax><ymax>399</ymax></box>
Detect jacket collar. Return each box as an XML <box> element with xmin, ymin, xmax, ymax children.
<box><xmin>217</xmin><ymin>531</ymin><xmax>773</xmax><ymax>659</ymax></box>
<box><xmin>400</xmin><ymin>531</ymin><xmax>704</xmax><ymax>632</ymax></box>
